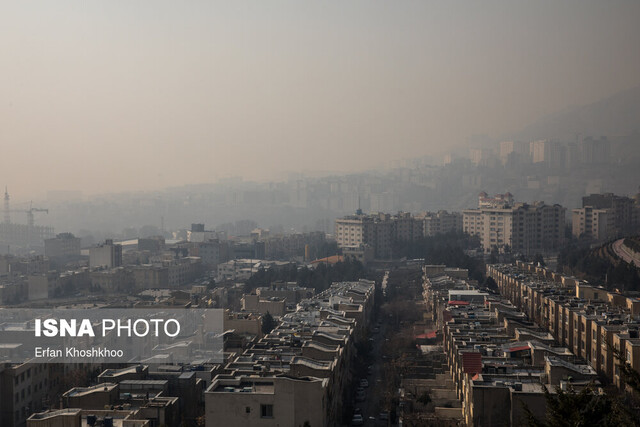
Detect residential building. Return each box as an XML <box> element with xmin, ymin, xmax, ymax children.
<box><xmin>44</xmin><ymin>233</ymin><xmax>81</xmax><ymax>259</ymax></box>
<box><xmin>205</xmin><ymin>279</ymin><xmax>376</xmax><ymax>426</ymax></box>
<box><xmin>335</xmin><ymin>211</ymin><xmax>422</xmax><ymax>259</ymax></box>
<box><xmin>463</xmin><ymin>193</ymin><xmax>566</xmax><ymax>255</ymax></box>
<box><xmin>89</xmin><ymin>239</ymin><xmax>122</xmax><ymax>269</ymax></box>
<box><xmin>416</xmin><ymin>210</ymin><xmax>463</xmax><ymax>236</ymax></box>
<box><xmin>572</xmin><ymin>193</ymin><xmax>640</xmax><ymax>240</ymax></box>
<box><xmin>487</xmin><ymin>262</ymin><xmax>640</xmax><ymax>391</ymax></box>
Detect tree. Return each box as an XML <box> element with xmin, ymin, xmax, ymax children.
<box><xmin>524</xmin><ymin>382</ymin><xmax>637</xmax><ymax>426</ymax></box>
<box><xmin>483</xmin><ymin>276</ymin><xmax>498</xmax><ymax>291</ymax></box>
<box><xmin>261</xmin><ymin>311</ymin><xmax>276</xmax><ymax>335</ymax></box>
<box><xmin>417</xmin><ymin>391</ymin><xmax>432</xmax><ymax>405</ymax></box>
<box><xmin>533</xmin><ymin>253</ymin><xmax>546</xmax><ymax>267</ymax></box>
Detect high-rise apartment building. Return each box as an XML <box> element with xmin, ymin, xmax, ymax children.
<box><xmin>463</xmin><ymin>193</ymin><xmax>566</xmax><ymax>255</ymax></box>
<box><xmin>572</xmin><ymin>192</ymin><xmax>640</xmax><ymax>241</ymax></box>
<box><xmin>416</xmin><ymin>210</ymin><xmax>463</xmax><ymax>236</ymax></box>
<box><xmin>572</xmin><ymin>207</ymin><xmax>614</xmax><ymax>241</ymax></box>
<box><xmin>530</xmin><ymin>139</ymin><xmax>565</xmax><ymax>169</ymax></box>
<box><xmin>334</xmin><ymin>211</ymin><xmax>422</xmax><ymax>259</ymax></box>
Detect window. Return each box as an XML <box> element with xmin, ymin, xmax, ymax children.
<box><xmin>261</xmin><ymin>404</ymin><xmax>274</xmax><ymax>418</ymax></box>
<box><xmin>246</xmin><ymin>407</ymin><xmax>251</xmax><ymax>414</ymax></box>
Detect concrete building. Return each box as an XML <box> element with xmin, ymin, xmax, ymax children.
<box><xmin>581</xmin><ymin>136</ymin><xmax>611</xmax><ymax>165</ymax></box>
<box><xmin>187</xmin><ymin>223</ymin><xmax>220</xmax><ymax>243</ymax></box>
<box><xmin>44</xmin><ymin>233</ymin><xmax>81</xmax><ymax>259</ymax></box>
<box><xmin>224</xmin><ymin>310</ymin><xmax>263</xmax><ymax>337</ymax></box>
<box><xmin>530</xmin><ymin>139</ymin><xmax>565</xmax><ymax>168</ymax></box>
<box><xmin>416</xmin><ymin>210</ymin><xmax>463</xmax><ymax>236</ymax></box>
<box><xmin>487</xmin><ymin>262</ymin><xmax>640</xmax><ymax>391</ymax></box>
<box><xmin>28</xmin><ymin>409</ymin><xmax>150</xmax><ymax>427</ymax></box>
<box><xmin>464</xmin><ymin>194</ymin><xmax>566</xmax><ymax>255</ymax></box>
<box><xmin>0</xmin><ymin>363</ymin><xmax>49</xmax><ymax>427</ymax></box>
<box><xmin>572</xmin><ymin>206</ymin><xmax>614</xmax><ymax>241</ymax></box>
<box><xmin>335</xmin><ymin>211</ymin><xmax>423</xmax><ymax>259</ymax></box>
<box><xmin>205</xmin><ymin>279</ymin><xmax>375</xmax><ymax>426</ymax></box>
<box><xmin>206</xmin><ymin>375</ymin><xmax>328</xmax><ymax>427</ymax></box>
<box><xmin>423</xmin><ymin>265</ymin><xmax>610</xmax><ymax>426</ymax></box>
<box><xmin>241</xmin><ymin>294</ymin><xmax>286</xmax><ymax>317</ymax></box>
<box><xmin>89</xmin><ymin>239</ymin><xmax>122</xmax><ymax>269</ymax></box>
<box><xmin>132</xmin><ymin>264</ymin><xmax>169</xmax><ymax>289</ymax></box>
<box><xmin>572</xmin><ymin>193</ymin><xmax>640</xmax><ymax>240</ymax></box>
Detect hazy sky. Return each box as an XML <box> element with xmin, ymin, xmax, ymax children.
<box><xmin>1</xmin><ymin>1</ymin><xmax>639</xmax><ymax>198</ymax></box>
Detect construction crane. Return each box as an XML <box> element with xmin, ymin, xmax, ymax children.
<box><xmin>2</xmin><ymin>190</ymin><xmax>49</xmax><ymax>227</ymax></box>
<box><xmin>27</xmin><ymin>202</ymin><xmax>48</xmax><ymax>228</ymax></box>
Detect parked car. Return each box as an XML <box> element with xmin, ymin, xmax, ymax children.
<box><xmin>351</xmin><ymin>414</ymin><xmax>364</xmax><ymax>426</ymax></box>
<box><xmin>355</xmin><ymin>390</ymin><xmax>366</xmax><ymax>402</ymax></box>
<box><xmin>359</xmin><ymin>379</ymin><xmax>369</xmax><ymax>388</ymax></box>
<box><xmin>379</xmin><ymin>411</ymin><xmax>390</xmax><ymax>421</ymax></box>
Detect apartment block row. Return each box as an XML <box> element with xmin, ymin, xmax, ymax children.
<box><xmin>205</xmin><ymin>279</ymin><xmax>376</xmax><ymax>426</ymax></box>
<box><xmin>25</xmin><ymin>362</ymin><xmax>222</xmax><ymax>427</ymax></box>
<box><xmin>487</xmin><ymin>261</ymin><xmax>640</xmax><ymax>390</ymax></box>
<box><xmin>335</xmin><ymin>210</ymin><xmax>461</xmax><ymax>259</ymax></box>
<box><xmin>423</xmin><ymin>265</ymin><xmax>606</xmax><ymax>425</ymax></box>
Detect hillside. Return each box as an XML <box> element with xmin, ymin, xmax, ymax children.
<box><xmin>508</xmin><ymin>85</ymin><xmax>640</xmax><ymax>142</ymax></box>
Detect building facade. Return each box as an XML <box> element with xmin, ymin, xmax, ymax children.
<box><xmin>463</xmin><ymin>194</ymin><xmax>566</xmax><ymax>255</ymax></box>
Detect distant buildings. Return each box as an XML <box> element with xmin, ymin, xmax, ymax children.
<box><xmin>44</xmin><ymin>232</ymin><xmax>81</xmax><ymax>258</ymax></box>
<box><xmin>463</xmin><ymin>192</ymin><xmax>566</xmax><ymax>255</ymax></box>
<box><xmin>572</xmin><ymin>192</ymin><xmax>640</xmax><ymax>241</ymax></box>
<box><xmin>89</xmin><ymin>239</ymin><xmax>122</xmax><ymax>269</ymax></box>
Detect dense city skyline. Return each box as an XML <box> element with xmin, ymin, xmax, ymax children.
<box><xmin>1</xmin><ymin>1</ymin><xmax>640</xmax><ymax>197</ymax></box>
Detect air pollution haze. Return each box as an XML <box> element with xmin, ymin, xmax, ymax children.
<box><xmin>1</xmin><ymin>1</ymin><xmax>639</xmax><ymax>198</ymax></box>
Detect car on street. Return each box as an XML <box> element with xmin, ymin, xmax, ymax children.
<box><xmin>351</xmin><ymin>414</ymin><xmax>364</xmax><ymax>426</ymax></box>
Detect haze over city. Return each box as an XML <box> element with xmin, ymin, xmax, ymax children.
<box><xmin>2</xmin><ymin>1</ymin><xmax>640</xmax><ymax>198</ymax></box>
<box><xmin>3</xmin><ymin>3</ymin><xmax>640</xmax><ymax>427</ymax></box>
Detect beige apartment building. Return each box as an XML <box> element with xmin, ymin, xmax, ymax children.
<box><xmin>205</xmin><ymin>375</ymin><xmax>328</xmax><ymax>427</ymax></box>
<box><xmin>415</xmin><ymin>210</ymin><xmax>463</xmax><ymax>236</ymax></box>
<box><xmin>334</xmin><ymin>211</ymin><xmax>422</xmax><ymax>259</ymax></box>
<box><xmin>572</xmin><ymin>206</ymin><xmax>614</xmax><ymax>241</ymax></box>
<box><xmin>463</xmin><ymin>195</ymin><xmax>566</xmax><ymax>255</ymax></box>
<box><xmin>572</xmin><ymin>192</ymin><xmax>640</xmax><ymax>241</ymax></box>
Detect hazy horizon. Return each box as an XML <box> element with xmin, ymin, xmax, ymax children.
<box><xmin>2</xmin><ymin>1</ymin><xmax>640</xmax><ymax>199</ymax></box>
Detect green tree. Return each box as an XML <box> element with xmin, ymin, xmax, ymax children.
<box><xmin>261</xmin><ymin>311</ymin><xmax>276</xmax><ymax>335</ymax></box>
<box><xmin>533</xmin><ymin>253</ymin><xmax>546</xmax><ymax>267</ymax></box>
<box><xmin>417</xmin><ymin>391</ymin><xmax>432</xmax><ymax>405</ymax></box>
<box><xmin>524</xmin><ymin>382</ymin><xmax>637</xmax><ymax>427</ymax></box>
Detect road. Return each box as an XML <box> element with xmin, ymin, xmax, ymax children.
<box><xmin>612</xmin><ymin>238</ymin><xmax>640</xmax><ymax>266</ymax></box>
<box><xmin>351</xmin><ymin>319</ymin><xmax>390</xmax><ymax>426</ymax></box>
